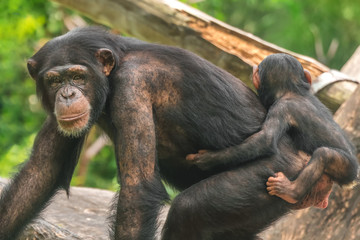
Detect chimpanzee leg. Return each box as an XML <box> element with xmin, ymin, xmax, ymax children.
<box><xmin>162</xmin><ymin>166</ymin><xmax>286</xmax><ymax>240</ymax></box>
<box><xmin>267</xmin><ymin>147</ymin><xmax>358</xmax><ymax>204</ymax></box>
<box><xmin>0</xmin><ymin>117</ymin><xmax>85</xmax><ymax>239</ymax></box>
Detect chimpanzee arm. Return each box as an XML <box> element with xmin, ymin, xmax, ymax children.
<box><xmin>189</xmin><ymin>103</ymin><xmax>291</xmax><ymax>170</ymax></box>
<box><xmin>110</xmin><ymin>71</ymin><xmax>169</xmax><ymax>240</ymax></box>
<box><xmin>0</xmin><ymin>117</ymin><xmax>85</xmax><ymax>239</ymax></box>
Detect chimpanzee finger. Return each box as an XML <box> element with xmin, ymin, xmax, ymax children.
<box><xmin>186</xmin><ymin>154</ymin><xmax>198</xmax><ymax>161</ymax></box>
<box><xmin>198</xmin><ymin>149</ymin><xmax>208</xmax><ymax>154</ymax></box>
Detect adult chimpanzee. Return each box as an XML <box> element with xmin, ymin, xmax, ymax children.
<box><xmin>188</xmin><ymin>53</ymin><xmax>359</xmax><ymax>207</ymax></box>
<box><xmin>0</xmin><ymin>28</ymin><xmax>332</xmax><ymax>240</ymax></box>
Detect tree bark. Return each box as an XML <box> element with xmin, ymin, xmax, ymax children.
<box><xmin>335</xmin><ymin>86</ymin><xmax>360</xmax><ymax>156</ymax></box>
<box><xmin>0</xmin><ymin>178</ymin><xmax>113</xmax><ymax>240</ymax></box>
<box><xmin>341</xmin><ymin>46</ymin><xmax>360</xmax><ymax>80</ymax></box>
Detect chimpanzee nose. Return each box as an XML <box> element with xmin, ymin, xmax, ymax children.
<box><xmin>61</xmin><ymin>88</ymin><xmax>76</xmax><ymax>100</ymax></box>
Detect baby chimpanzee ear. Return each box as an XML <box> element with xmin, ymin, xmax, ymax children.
<box><xmin>252</xmin><ymin>65</ymin><xmax>260</xmax><ymax>89</ymax></box>
<box><xmin>95</xmin><ymin>48</ymin><xmax>115</xmax><ymax>76</ymax></box>
<box><xmin>27</xmin><ymin>59</ymin><xmax>38</xmax><ymax>80</ymax></box>
<box><xmin>304</xmin><ymin>70</ymin><xmax>312</xmax><ymax>85</ymax></box>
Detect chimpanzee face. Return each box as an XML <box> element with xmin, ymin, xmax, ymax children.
<box><xmin>27</xmin><ymin>48</ymin><xmax>115</xmax><ymax>137</ymax></box>
<box><xmin>42</xmin><ymin>64</ymin><xmax>92</xmax><ymax>136</ymax></box>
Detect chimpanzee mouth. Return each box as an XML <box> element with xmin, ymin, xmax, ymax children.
<box><xmin>57</xmin><ymin>110</ymin><xmax>91</xmax><ymax>137</ymax></box>
<box><xmin>58</xmin><ymin>111</ymin><xmax>90</xmax><ymax>122</ymax></box>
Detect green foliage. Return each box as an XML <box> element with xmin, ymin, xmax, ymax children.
<box><xmin>0</xmin><ymin>0</ymin><xmax>63</xmax><ymax>154</ymax></box>
<box><xmin>182</xmin><ymin>0</ymin><xmax>360</xmax><ymax>69</ymax></box>
<box><xmin>0</xmin><ymin>134</ymin><xmax>36</xmax><ymax>177</ymax></box>
<box><xmin>0</xmin><ymin>0</ymin><xmax>120</xmax><ymax>191</ymax></box>
<box><xmin>74</xmin><ymin>145</ymin><xmax>119</xmax><ymax>191</ymax></box>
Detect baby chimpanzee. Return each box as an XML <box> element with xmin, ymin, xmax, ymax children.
<box><xmin>188</xmin><ymin>53</ymin><xmax>359</xmax><ymax>205</ymax></box>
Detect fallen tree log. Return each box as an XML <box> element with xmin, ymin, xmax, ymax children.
<box><xmin>315</xmin><ymin>46</ymin><xmax>360</xmax><ymax>111</ymax></box>
<box><xmin>0</xmin><ymin>178</ymin><xmax>112</xmax><ymax>240</ymax></box>
<box><xmin>51</xmin><ymin>0</ymin><xmax>359</xmax><ymax>111</ymax></box>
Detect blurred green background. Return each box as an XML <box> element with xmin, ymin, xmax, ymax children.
<box><xmin>0</xmin><ymin>0</ymin><xmax>359</xmax><ymax>190</ymax></box>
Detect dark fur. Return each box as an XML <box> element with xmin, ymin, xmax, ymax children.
<box><xmin>0</xmin><ymin>28</ymin><xmax>315</xmax><ymax>240</ymax></box>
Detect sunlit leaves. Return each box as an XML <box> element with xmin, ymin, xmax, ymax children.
<box><xmin>0</xmin><ymin>0</ymin><xmax>60</xmax><ymax>153</ymax></box>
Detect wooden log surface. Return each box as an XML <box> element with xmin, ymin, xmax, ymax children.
<box><xmin>0</xmin><ymin>178</ymin><xmax>113</xmax><ymax>239</ymax></box>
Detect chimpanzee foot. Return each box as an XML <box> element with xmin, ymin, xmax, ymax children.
<box><xmin>266</xmin><ymin>172</ymin><xmax>298</xmax><ymax>204</ymax></box>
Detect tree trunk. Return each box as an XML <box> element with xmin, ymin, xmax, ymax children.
<box><xmin>335</xmin><ymin>87</ymin><xmax>360</xmax><ymax>156</ymax></box>
<box><xmin>51</xmin><ymin>0</ymin><xmax>358</xmax><ymax>111</ymax></box>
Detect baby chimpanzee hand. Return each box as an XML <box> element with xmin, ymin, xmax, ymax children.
<box><xmin>186</xmin><ymin>150</ymin><xmax>220</xmax><ymax>170</ymax></box>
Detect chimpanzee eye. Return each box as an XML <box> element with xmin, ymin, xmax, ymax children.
<box><xmin>50</xmin><ymin>77</ymin><xmax>62</xmax><ymax>88</ymax></box>
<box><xmin>72</xmin><ymin>75</ymin><xmax>85</xmax><ymax>85</ymax></box>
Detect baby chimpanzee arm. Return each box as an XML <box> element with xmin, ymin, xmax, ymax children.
<box><xmin>187</xmin><ymin>103</ymin><xmax>291</xmax><ymax>170</ymax></box>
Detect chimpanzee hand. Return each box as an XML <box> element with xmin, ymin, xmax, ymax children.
<box><xmin>186</xmin><ymin>150</ymin><xmax>220</xmax><ymax>170</ymax></box>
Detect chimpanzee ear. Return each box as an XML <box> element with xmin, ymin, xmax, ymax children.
<box><xmin>252</xmin><ymin>65</ymin><xmax>260</xmax><ymax>90</ymax></box>
<box><xmin>27</xmin><ymin>59</ymin><xmax>38</xmax><ymax>80</ymax></box>
<box><xmin>95</xmin><ymin>48</ymin><xmax>115</xmax><ymax>76</ymax></box>
<box><xmin>304</xmin><ymin>70</ymin><xmax>312</xmax><ymax>85</ymax></box>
